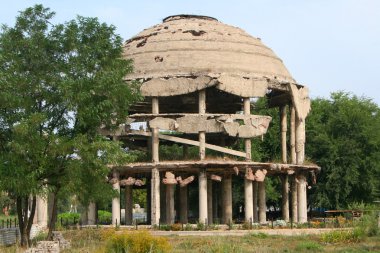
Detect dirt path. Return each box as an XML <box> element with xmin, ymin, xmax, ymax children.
<box><xmin>150</xmin><ymin>228</ymin><xmax>346</xmax><ymax>237</ymax></box>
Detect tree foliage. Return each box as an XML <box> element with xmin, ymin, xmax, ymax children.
<box><xmin>0</xmin><ymin>5</ymin><xmax>140</xmax><ymax>245</ymax></box>
<box><xmin>306</xmin><ymin>92</ymin><xmax>380</xmax><ymax>209</ymax></box>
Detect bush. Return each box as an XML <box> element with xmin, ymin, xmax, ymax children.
<box><xmin>354</xmin><ymin>212</ymin><xmax>379</xmax><ymax>237</ymax></box>
<box><xmin>57</xmin><ymin>212</ymin><xmax>80</xmax><ymax>224</ymax></box>
<box><xmin>321</xmin><ymin>230</ymin><xmax>361</xmax><ymax>243</ymax></box>
<box><xmin>100</xmin><ymin>231</ymin><xmax>171</xmax><ymax>253</ymax></box>
<box><xmin>98</xmin><ymin>210</ymin><xmax>112</xmax><ymax>224</ymax></box>
<box><xmin>196</xmin><ymin>222</ymin><xmax>206</xmax><ymax>231</ymax></box>
<box><xmin>274</xmin><ymin>219</ymin><xmax>287</xmax><ymax>227</ymax></box>
<box><xmin>170</xmin><ymin>223</ymin><xmax>182</xmax><ymax>231</ymax></box>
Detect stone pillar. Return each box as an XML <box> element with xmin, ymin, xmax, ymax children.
<box><xmin>281</xmin><ymin>175</ymin><xmax>290</xmax><ymax>222</ymax></box>
<box><xmin>245</xmin><ymin>178</ymin><xmax>253</xmax><ymax>223</ymax></box>
<box><xmin>296</xmin><ymin>114</ymin><xmax>307</xmax><ymax>223</ymax></box>
<box><xmin>291</xmin><ymin>175</ymin><xmax>298</xmax><ymax>223</ymax></box>
<box><xmin>125</xmin><ymin>185</ymin><xmax>133</xmax><ymax>225</ymax></box>
<box><xmin>112</xmin><ymin>171</ymin><xmax>121</xmax><ymax>225</ymax></box>
<box><xmin>280</xmin><ymin>105</ymin><xmax>288</xmax><ymax>164</ymax></box>
<box><xmin>151</xmin><ymin>169</ymin><xmax>160</xmax><ymax>225</ymax></box>
<box><xmin>151</xmin><ymin>97</ymin><xmax>160</xmax><ymax>226</ymax></box>
<box><xmin>87</xmin><ymin>202</ymin><xmax>96</xmax><ymax>225</ymax></box>
<box><xmin>243</xmin><ymin>97</ymin><xmax>253</xmax><ymax>223</ymax></box>
<box><xmin>290</xmin><ymin>105</ymin><xmax>296</xmax><ymax>164</ymax></box>
<box><xmin>213</xmin><ymin>182</ymin><xmax>219</xmax><ymax>223</ymax></box>
<box><xmin>253</xmin><ymin>182</ymin><xmax>258</xmax><ymax>223</ymax></box>
<box><xmin>258</xmin><ymin>181</ymin><xmax>266</xmax><ymax>224</ymax></box>
<box><xmin>166</xmin><ymin>184</ymin><xmax>175</xmax><ymax>225</ymax></box>
<box><xmin>179</xmin><ymin>185</ymin><xmax>188</xmax><ymax>224</ymax></box>
<box><xmin>199</xmin><ymin>89</ymin><xmax>206</xmax><ymax>160</ymax></box>
<box><xmin>207</xmin><ymin>179</ymin><xmax>213</xmax><ymax>224</ymax></box>
<box><xmin>297</xmin><ymin>173</ymin><xmax>307</xmax><ymax>223</ymax></box>
<box><xmin>36</xmin><ymin>196</ymin><xmax>48</xmax><ymax>227</ymax></box>
<box><xmin>295</xmin><ymin>117</ymin><xmax>305</xmax><ymax>165</ymax></box>
<box><xmin>198</xmin><ymin>90</ymin><xmax>208</xmax><ymax>224</ymax></box>
<box><xmin>199</xmin><ymin>170</ymin><xmax>208</xmax><ymax>224</ymax></box>
<box><xmin>146</xmin><ymin>177</ymin><xmax>151</xmax><ymax>224</ymax></box>
<box><xmin>222</xmin><ymin>174</ymin><xmax>232</xmax><ymax>224</ymax></box>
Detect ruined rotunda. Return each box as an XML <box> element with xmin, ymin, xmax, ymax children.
<box><xmin>101</xmin><ymin>15</ymin><xmax>319</xmax><ymax>226</ymax></box>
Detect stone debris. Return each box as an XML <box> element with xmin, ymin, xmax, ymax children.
<box><xmin>120</xmin><ymin>177</ymin><xmax>136</xmax><ymax>186</ymax></box>
<box><xmin>25</xmin><ymin>232</ymin><xmax>70</xmax><ymax>253</ymax></box>
<box><xmin>177</xmin><ymin>175</ymin><xmax>194</xmax><ymax>187</ymax></box>
<box><xmin>163</xmin><ymin>171</ymin><xmax>177</xmax><ymax>184</ymax></box>
<box><xmin>210</xmin><ymin>174</ymin><xmax>222</xmax><ymax>182</ymax></box>
<box><xmin>25</xmin><ymin>241</ymin><xmax>60</xmax><ymax>253</ymax></box>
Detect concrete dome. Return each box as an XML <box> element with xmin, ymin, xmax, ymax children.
<box><xmin>123</xmin><ymin>15</ymin><xmax>295</xmax><ymax>97</ymax></box>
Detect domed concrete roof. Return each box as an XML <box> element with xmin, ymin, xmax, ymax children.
<box><xmin>123</xmin><ymin>15</ymin><xmax>295</xmax><ymax>97</ymax></box>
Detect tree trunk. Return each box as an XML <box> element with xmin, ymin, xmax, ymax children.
<box><xmin>47</xmin><ymin>192</ymin><xmax>58</xmax><ymax>240</ymax></box>
<box><xmin>27</xmin><ymin>196</ymin><xmax>37</xmax><ymax>246</ymax></box>
<box><xmin>16</xmin><ymin>196</ymin><xmax>36</xmax><ymax>247</ymax></box>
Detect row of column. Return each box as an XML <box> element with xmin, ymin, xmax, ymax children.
<box><xmin>109</xmin><ymin>171</ymin><xmax>268</xmax><ymax>225</ymax></box>
<box><xmin>280</xmin><ymin>105</ymin><xmax>308</xmax><ymax>224</ymax></box>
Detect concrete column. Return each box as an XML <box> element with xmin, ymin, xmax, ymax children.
<box><xmin>146</xmin><ymin>177</ymin><xmax>151</xmax><ymax>224</ymax></box>
<box><xmin>151</xmin><ymin>97</ymin><xmax>160</xmax><ymax>226</ymax></box>
<box><xmin>36</xmin><ymin>196</ymin><xmax>48</xmax><ymax>227</ymax></box>
<box><xmin>297</xmin><ymin>173</ymin><xmax>308</xmax><ymax>223</ymax></box>
<box><xmin>166</xmin><ymin>184</ymin><xmax>175</xmax><ymax>225</ymax></box>
<box><xmin>160</xmin><ymin>177</ymin><xmax>166</xmax><ymax>224</ymax></box>
<box><xmin>179</xmin><ymin>185</ymin><xmax>188</xmax><ymax>224</ymax></box>
<box><xmin>280</xmin><ymin>105</ymin><xmax>287</xmax><ymax>164</ymax></box>
<box><xmin>222</xmin><ymin>174</ymin><xmax>232</xmax><ymax>224</ymax></box>
<box><xmin>243</xmin><ymin>97</ymin><xmax>253</xmax><ymax>223</ymax></box>
<box><xmin>207</xmin><ymin>179</ymin><xmax>213</xmax><ymax>224</ymax></box>
<box><xmin>291</xmin><ymin>175</ymin><xmax>298</xmax><ymax>223</ymax></box>
<box><xmin>151</xmin><ymin>169</ymin><xmax>160</xmax><ymax>225</ymax></box>
<box><xmin>290</xmin><ymin>105</ymin><xmax>296</xmax><ymax>164</ymax></box>
<box><xmin>212</xmin><ymin>182</ymin><xmax>219</xmax><ymax>223</ymax></box>
<box><xmin>125</xmin><ymin>185</ymin><xmax>133</xmax><ymax>225</ymax></box>
<box><xmin>87</xmin><ymin>202</ymin><xmax>96</xmax><ymax>225</ymax></box>
<box><xmin>245</xmin><ymin>176</ymin><xmax>253</xmax><ymax>223</ymax></box>
<box><xmin>258</xmin><ymin>181</ymin><xmax>266</xmax><ymax>224</ymax></box>
<box><xmin>295</xmin><ymin>117</ymin><xmax>305</xmax><ymax>165</ymax></box>
<box><xmin>199</xmin><ymin>89</ymin><xmax>206</xmax><ymax>160</ymax></box>
<box><xmin>199</xmin><ymin>170</ymin><xmax>208</xmax><ymax>224</ymax></box>
<box><xmin>281</xmin><ymin>175</ymin><xmax>290</xmax><ymax>222</ymax></box>
<box><xmin>253</xmin><ymin>182</ymin><xmax>258</xmax><ymax>223</ymax></box>
<box><xmin>112</xmin><ymin>171</ymin><xmax>121</xmax><ymax>225</ymax></box>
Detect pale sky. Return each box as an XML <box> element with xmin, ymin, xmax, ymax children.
<box><xmin>1</xmin><ymin>0</ymin><xmax>379</xmax><ymax>105</ymax></box>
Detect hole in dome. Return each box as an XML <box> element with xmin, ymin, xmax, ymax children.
<box><xmin>155</xmin><ymin>56</ymin><xmax>163</xmax><ymax>62</ymax></box>
<box><xmin>183</xmin><ymin>30</ymin><xmax>206</xmax><ymax>36</ymax></box>
<box><xmin>136</xmin><ymin>38</ymin><xmax>147</xmax><ymax>48</ymax></box>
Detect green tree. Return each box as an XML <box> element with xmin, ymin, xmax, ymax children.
<box><xmin>0</xmin><ymin>5</ymin><xmax>140</xmax><ymax>246</ymax></box>
<box><xmin>306</xmin><ymin>92</ymin><xmax>380</xmax><ymax>209</ymax></box>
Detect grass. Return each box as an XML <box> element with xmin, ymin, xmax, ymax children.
<box><xmin>1</xmin><ymin>228</ymin><xmax>380</xmax><ymax>252</ymax></box>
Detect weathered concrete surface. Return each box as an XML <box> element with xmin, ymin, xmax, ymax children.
<box><xmin>123</xmin><ymin>15</ymin><xmax>295</xmax><ymax>97</ymax></box>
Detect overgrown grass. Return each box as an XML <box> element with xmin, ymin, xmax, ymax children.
<box><xmin>2</xmin><ymin>226</ymin><xmax>380</xmax><ymax>252</ymax></box>
<box><xmin>321</xmin><ymin>230</ymin><xmax>362</xmax><ymax>243</ymax></box>
<box><xmin>295</xmin><ymin>241</ymin><xmax>323</xmax><ymax>252</ymax></box>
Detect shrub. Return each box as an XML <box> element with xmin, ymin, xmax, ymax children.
<box><xmin>184</xmin><ymin>223</ymin><xmax>193</xmax><ymax>231</ymax></box>
<box><xmin>101</xmin><ymin>231</ymin><xmax>171</xmax><ymax>253</ymax></box>
<box><xmin>98</xmin><ymin>210</ymin><xmax>112</xmax><ymax>224</ymax></box>
<box><xmin>196</xmin><ymin>222</ymin><xmax>206</xmax><ymax>231</ymax></box>
<box><xmin>57</xmin><ymin>212</ymin><xmax>80</xmax><ymax>225</ymax></box>
<box><xmin>320</xmin><ymin>230</ymin><xmax>361</xmax><ymax>243</ymax></box>
<box><xmin>170</xmin><ymin>223</ymin><xmax>182</xmax><ymax>231</ymax></box>
<box><xmin>354</xmin><ymin>212</ymin><xmax>379</xmax><ymax>237</ymax></box>
<box><xmin>274</xmin><ymin>219</ymin><xmax>287</xmax><ymax>227</ymax></box>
